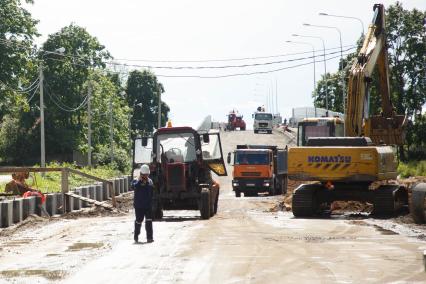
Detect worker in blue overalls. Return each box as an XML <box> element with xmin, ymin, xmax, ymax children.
<box><xmin>132</xmin><ymin>164</ymin><xmax>154</xmax><ymax>243</ymax></box>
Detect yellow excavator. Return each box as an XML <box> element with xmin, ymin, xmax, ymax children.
<box><xmin>288</xmin><ymin>4</ymin><xmax>408</xmax><ymax>217</ymax></box>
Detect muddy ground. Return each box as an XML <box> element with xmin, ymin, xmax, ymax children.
<box><xmin>0</xmin><ymin>130</ymin><xmax>425</xmax><ymax>283</ymax></box>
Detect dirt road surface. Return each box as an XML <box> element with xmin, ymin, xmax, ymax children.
<box><xmin>1</xmin><ymin>130</ymin><xmax>426</xmax><ymax>283</ymax></box>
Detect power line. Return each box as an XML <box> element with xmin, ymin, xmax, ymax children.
<box><xmin>105</xmin><ymin>47</ymin><xmax>355</xmax><ymax>70</ymax></box>
<box><xmin>44</xmin><ymin>82</ymin><xmax>89</xmax><ymax>112</ymax></box>
<box><xmin>108</xmin><ymin>53</ymin><xmax>352</xmax><ymax>79</ymax></box>
<box><xmin>0</xmin><ymin>77</ymin><xmax>40</xmax><ymax>94</ymax></box>
<box><xmin>111</xmin><ymin>44</ymin><xmax>356</xmax><ymax>63</ymax></box>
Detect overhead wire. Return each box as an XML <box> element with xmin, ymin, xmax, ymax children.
<box><xmin>0</xmin><ymin>77</ymin><xmax>40</xmax><ymax>93</ymax></box>
<box><xmin>44</xmin><ymin>82</ymin><xmax>89</xmax><ymax>112</ymax></box>
<box><xmin>105</xmin><ymin>47</ymin><xmax>355</xmax><ymax>70</ymax></box>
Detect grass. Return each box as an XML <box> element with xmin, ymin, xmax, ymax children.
<box><xmin>0</xmin><ymin>162</ymin><xmax>125</xmax><ymax>193</ymax></box>
<box><xmin>398</xmin><ymin>160</ymin><xmax>426</xmax><ymax>178</ymax></box>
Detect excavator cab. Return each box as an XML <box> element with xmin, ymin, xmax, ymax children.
<box><xmin>297</xmin><ymin>117</ymin><xmax>344</xmax><ymax>146</ymax></box>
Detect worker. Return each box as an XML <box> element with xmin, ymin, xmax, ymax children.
<box><xmin>5</xmin><ymin>172</ymin><xmax>36</xmax><ymax>195</ymax></box>
<box><xmin>131</xmin><ymin>164</ymin><xmax>154</xmax><ymax>243</ymax></box>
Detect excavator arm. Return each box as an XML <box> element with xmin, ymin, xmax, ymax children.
<box><xmin>345</xmin><ymin>4</ymin><xmax>406</xmax><ymax>145</ymax></box>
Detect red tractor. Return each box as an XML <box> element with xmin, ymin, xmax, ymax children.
<box><xmin>226</xmin><ymin>110</ymin><xmax>246</xmax><ymax>131</ymax></box>
<box><xmin>132</xmin><ymin>126</ymin><xmax>227</xmax><ymax>220</ymax></box>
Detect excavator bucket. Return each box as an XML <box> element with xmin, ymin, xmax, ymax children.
<box><xmin>365</xmin><ymin>114</ymin><xmax>406</xmax><ymax>145</ymax></box>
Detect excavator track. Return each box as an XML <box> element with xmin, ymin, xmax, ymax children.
<box><xmin>292</xmin><ymin>184</ymin><xmax>319</xmax><ymax>217</ymax></box>
<box><xmin>411</xmin><ymin>183</ymin><xmax>426</xmax><ymax>224</ymax></box>
<box><xmin>373</xmin><ymin>185</ymin><xmax>408</xmax><ymax>216</ymax></box>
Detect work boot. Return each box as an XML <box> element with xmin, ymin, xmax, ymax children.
<box><xmin>146</xmin><ymin>219</ymin><xmax>153</xmax><ymax>243</ymax></box>
<box><xmin>134</xmin><ymin>221</ymin><xmax>141</xmax><ymax>243</ymax></box>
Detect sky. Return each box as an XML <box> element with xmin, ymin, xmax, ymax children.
<box><xmin>25</xmin><ymin>0</ymin><xmax>426</xmax><ymax>128</ymax></box>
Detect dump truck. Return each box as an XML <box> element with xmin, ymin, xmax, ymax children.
<box><xmin>227</xmin><ymin>145</ymin><xmax>288</xmax><ymax>197</ymax></box>
<box><xmin>132</xmin><ymin>126</ymin><xmax>227</xmax><ymax>220</ymax></box>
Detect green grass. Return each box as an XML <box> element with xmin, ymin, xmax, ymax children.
<box><xmin>0</xmin><ymin>162</ymin><xmax>125</xmax><ymax>193</ymax></box>
<box><xmin>398</xmin><ymin>160</ymin><xmax>426</xmax><ymax>178</ymax></box>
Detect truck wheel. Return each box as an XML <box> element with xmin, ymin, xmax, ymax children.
<box><xmin>235</xmin><ymin>190</ymin><xmax>241</xmax><ymax>197</ymax></box>
<box><xmin>214</xmin><ymin>191</ymin><xmax>219</xmax><ymax>214</ymax></box>
<box><xmin>268</xmin><ymin>130</ymin><xmax>272</xmax><ymax>134</ymax></box>
<box><xmin>282</xmin><ymin>175</ymin><xmax>288</xmax><ymax>195</ymax></box>
<box><xmin>152</xmin><ymin>201</ymin><xmax>163</xmax><ymax>220</ymax></box>
<box><xmin>200</xmin><ymin>188</ymin><xmax>211</xmax><ymax>220</ymax></box>
<box><xmin>254</xmin><ymin>130</ymin><xmax>258</xmax><ymax>134</ymax></box>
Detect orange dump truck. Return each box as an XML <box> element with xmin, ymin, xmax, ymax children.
<box><xmin>227</xmin><ymin>145</ymin><xmax>288</xmax><ymax>197</ymax></box>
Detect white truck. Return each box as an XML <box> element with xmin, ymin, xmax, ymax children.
<box><xmin>253</xmin><ymin>112</ymin><xmax>273</xmax><ymax>134</ymax></box>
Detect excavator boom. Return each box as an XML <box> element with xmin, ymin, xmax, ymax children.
<box><xmin>346</xmin><ymin>4</ymin><xmax>406</xmax><ymax>145</ymax></box>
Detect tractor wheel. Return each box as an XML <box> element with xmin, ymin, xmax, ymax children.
<box><xmin>235</xmin><ymin>190</ymin><xmax>241</xmax><ymax>198</ymax></box>
<box><xmin>152</xmin><ymin>201</ymin><xmax>163</xmax><ymax>220</ymax></box>
<box><xmin>214</xmin><ymin>191</ymin><xmax>219</xmax><ymax>214</ymax></box>
<box><xmin>200</xmin><ymin>188</ymin><xmax>211</xmax><ymax>220</ymax></box>
<box><xmin>292</xmin><ymin>184</ymin><xmax>319</xmax><ymax>217</ymax></box>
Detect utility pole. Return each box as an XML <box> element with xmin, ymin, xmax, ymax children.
<box><xmin>157</xmin><ymin>89</ymin><xmax>161</xmax><ymax>129</ymax></box>
<box><xmin>87</xmin><ymin>82</ymin><xmax>92</xmax><ymax>167</ymax></box>
<box><xmin>39</xmin><ymin>63</ymin><xmax>46</xmax><ymax>169</ymax></box>
<box><xmin>109</xmin><ymin>96</ymin><xmax>114</xmax><ymax>163</ymax></box>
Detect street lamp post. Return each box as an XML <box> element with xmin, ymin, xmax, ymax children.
<box><xmin>286</xmin><ymin>40</ymin><xmax>317</xmax><ymax>116</ymax></box>
<box><xmin>292</xmin><ymin>34</ymin><xmax>329</xmax><ymax>115</ymax></box>
<box><xmin>303</xmin><ymin>23</ymin><xmax>346</xmax><ymax>116</ymax></box>
<box><xmin>319</xmin><ymin>12</ymin><xmax>364</xmax><ymax>35</ymax></box>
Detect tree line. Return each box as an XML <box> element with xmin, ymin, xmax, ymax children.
<box><xmin>0</xmin><ymin>0</ymin><xmax>169</xmax><ymax>170</ymax></box>
<box><xmin>313</xmin><ymin>2</ymin><xmax>425</xmax><ymax>160</ymax></box>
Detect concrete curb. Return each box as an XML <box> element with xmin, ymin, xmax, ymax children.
<box><xmin>0</xmin><ymin>175</ymin><xmax>132</xmax><ymax>229</ymax></box>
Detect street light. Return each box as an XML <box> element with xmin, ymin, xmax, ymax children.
<box><xmin>39</xmin><ymin>47</ymin><xmax>65</xmax><ymax>169</ymax></box>
<box><xmin>303</xmin><ymin>23</ymin><xmax>345</xmax><ymax>116</ymax></box>
<box><xmin>292</xmin><ymin>34</ymin><xmax>329</xmax><ymax>114</ymax></box>
<box><xmin>286</xmin><ymin>40</ymin><xmax>317</xmax><ymax>116</ymax></box>
<box><xmin>319</xmin><ymin>12</ymin><xmax>364</xmax><ymax>35</ymax></box>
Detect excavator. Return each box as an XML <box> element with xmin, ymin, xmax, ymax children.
<box><xmin>288</xmin><ymin>4</ymin><xmax>409</xmax><ymax>217</ymax></box>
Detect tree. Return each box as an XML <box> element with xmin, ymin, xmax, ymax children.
<box><xmin>37</xmin><ymin>24</ymin><xmax>112</xmax><ymax>158</ymax></box>
<box><xmin>126</xmin><ymin>70</ymin><xmax>170</xmax><ymax>136</ymax></box>
<box><xmin>0</xmin><ymin>0</ymin><xmax>39</xmax><ymax>118</ymax></box>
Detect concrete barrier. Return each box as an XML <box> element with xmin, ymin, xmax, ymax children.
<box><xmin>114</xmin><ymin>179</ymin><xmax>120</xmax><ymax>196</ymax></box>
<box><xmin>57</xmin><ymin>193</ymin><xmax>64</xmax><ymax>214</ymax></box>
<box><xmin>1</xmin><ymin>200</ymin><xmax>13</xmax><ymax>228</ymax></box>
<box><xmin>88</xmin><ymin>185</ymin><xmax>96</xmax><ymax>201</ymax></box>
<box><xmin>73</xmin><ymin>189</ymin><xmax>82</xmax><ymax>210</ymax></box>
<box><xmin>65</xmin><ymin>193</ymin><xmax>74</xmax><ymax>213</ymax></box>
<box><xmin>81</xmin><ymin>186</ymin><xmax>89</xmax><ymax>207</ymax></box>
<box><xmin>95</xmin><ymin>184</ymin><xmax>103</xmax><ymax>202</ymax></box>
<box><xmin>119</xmin><ymin>178</ymin><xmax>125</xmax><ymax>194</ymax></box>
<box><xmin>23</xmin><ymin>196</ymin><xmax>36</xmax><ymax>219</ymax></box>
<box><xmin>102</xmin><ymin>182</ymin><xmax>110</xmax><ymax>200</ymax></box>
<box><xmin>13</xmin><ymin>199</ymin><xmax>23</xmax><ymax>224</ymax></box>
<box><xmin>35</xmin><ymin>196</ymin><xmax>46</xmax><ymax>216</ymax></box>
<box><xmin>128</xmin><ymin>176</ymin><xmax>134</xmax><ymax>191</ymax></box>
<box><xmin>123</xmin><ymin>177</ymin><xmax>129</xmax><ymax>193</ymax></box>
<box><xmin>45</xmin><ymin>194</ymin><xmax>57</xmax><ymax>216</ymax></box>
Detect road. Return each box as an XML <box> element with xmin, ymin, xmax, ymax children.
<box><xmin>0</xmin><ymin>130</ymin><xmax>425</xmax><ymax>283</ymax></box>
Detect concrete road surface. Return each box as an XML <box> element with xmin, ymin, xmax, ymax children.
<box><xmin>0</xmin><ymin>130</ymin><xmax>425</xmax><ymax>283</ymax></box>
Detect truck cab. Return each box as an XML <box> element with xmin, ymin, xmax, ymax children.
<box><xmin>253</xmin><ymin>112</ymin><xmax>273</xmax><ymax>134</ymax></box>
<box><xmin>297</xmin><ymin>117</ymin><xmax>344</xmax><ymax>146</ymax></box>
<box><xmin>228</xmin><ymin>145</ymin><xmax>287</xmax><ymax>197</ymax></box>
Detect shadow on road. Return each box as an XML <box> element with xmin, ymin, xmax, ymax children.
<box><xmin>155</xmin><ymin>216</ymin><xmax>200</xmax><ymax>222</ymax></box>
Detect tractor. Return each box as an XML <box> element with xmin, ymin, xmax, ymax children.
<box><xmin>132</xmin><ymin>125</ymin><xmax>227</xmax><ymax>220</ymax></box>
